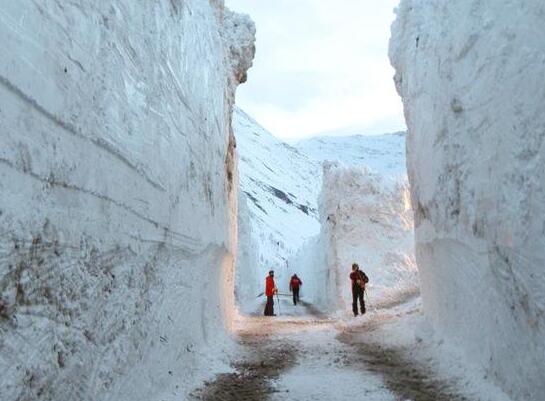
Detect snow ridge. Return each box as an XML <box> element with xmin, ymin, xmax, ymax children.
<box><xmin>296</xmin><ymin>132</ymin><xmax>407</xmax><ymax>180</ymax></box>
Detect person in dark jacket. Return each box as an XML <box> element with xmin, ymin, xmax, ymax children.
<box><xmin>289</xmin><ymin>274</ymin><xmax>303</xmax><ymax>305</ymax></box>
<box><xmin>349</xmin><ymin>263</ymin><xmax>368</xmax><ymax>316</ymax></box>
<box><xmin>264</xmin><ymin>270</ymin><xmax>277</xmax><ymax>316</ymax></box>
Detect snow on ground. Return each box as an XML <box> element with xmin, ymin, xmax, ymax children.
<box><xmin>197</xmin><ymin>297</ymin><xmax>513</xmax><ymax>401</ymax></box>
<box><xmin>0</xmin><ymin>2</ymin><xmax>254</xmax><ymax>400</ymax></box>
<box><xmin>269</xmin><ymin>329</ymin><xmax>396</xmax><ymax>401</ymax></box>
<box><xmin>337</xmin><ymin>298</ymin><xmax>513</xmax><ymax>401</ymax></box>
<box><xmin>232</xmin><ymin>302</ymin><xmax>398</xmax><ymax>401</ymax></box>
<box><xmin>390</xmin><ymin>1</ymin><xmax>545</xmax><ymax>399</ymax></box>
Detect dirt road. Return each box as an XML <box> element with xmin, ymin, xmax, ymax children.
<box><xmin>192</xmin><ymin>297</ymin><xmax>470</xmax><ymax>401</ymax></box>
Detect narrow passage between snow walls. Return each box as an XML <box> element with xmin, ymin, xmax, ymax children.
<box><xmin>219</xmin><ymin>104</ymin><xmax>511</xmax><ymax>401</ymax></box>
<box><xmin>226</xmin><ymin>1</ymin><xmax>545</xmax><ymax>400</ymax></box>
<box><xmin>1</xmin><ymin>1</ymin><xmax>543</xmax><ymax>400</ymax></box>
<box><xmin>232</xmin><ymin>108</ymin><xmax>416</xmax><ymax>316</ymax></box>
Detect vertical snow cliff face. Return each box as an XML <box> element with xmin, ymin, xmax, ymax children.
<box><xmin>301</xmin><ymin>163</ymin><xmax>416</xmax><ymax>312</ymax></box>
<box><xmin>0</xmin><ymin>1</ymin><xmax>254</xmax><ymax>400</ymax></box>
<box><xmin>235</xmin><ymin>190</ymin><xmax>261</xmax><ymax>307</ymax></box>
<box><xmin>288</xmin><ymin>134</ymin><xmax>413</xmax><ymax>311</ymax></box>
<box><xmin>390</xmin><ymin>1</ymin><xmax>545</xmax><ymax>399</ymax></box>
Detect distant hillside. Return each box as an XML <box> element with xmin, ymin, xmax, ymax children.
<box><xmin>295</xmin><ymin>132</ymin><xmax>406</xmax><ymax>180</ymax></box>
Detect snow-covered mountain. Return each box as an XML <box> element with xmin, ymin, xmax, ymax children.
<box><xmin>390</xmin><ymin>1</ymin><xmax>545</xmax><ymax>399</ymax></box>
<box><xmin>295</xmin><ymin>132</ymin><xmax>406</xmax><ymax>179</ymax></box>
<box><xmin>236</xmin><ymin>109</ymin><xmax>321</xmax><ymax>245</ymax></box>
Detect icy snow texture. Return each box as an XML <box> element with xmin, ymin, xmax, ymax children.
<box><xmin>234</xmin><ymin>190</ymin><xmax>261</xmax><ymax>306</ymax></box>
<box><xmin>390</xmin><ymin>1</ymin><xmax>545</xmax><ymax>399</ymax></box>
<box><xmin>0</xmin><ymin>1</ymin><xmax>254</xmax><ymax>400</ymax></box>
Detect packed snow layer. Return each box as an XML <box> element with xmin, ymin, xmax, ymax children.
<box><xmin>234</xmin><ymin>190</ymin><xmax>261</xmax><ymax>306</ymax></box>
<box><xmin>294</xmin><ymin>163</ymin><xmax>417</xmax><ymax>312</ymax></box>
<box><xmin>390</xmin><ymin>1</ymin><xmax>545</xmax><ymax>399</ymax></box>
<box><xmin>233</xmin><ymin>108</ymin><xmax>321</xmax><ymax>305</ymax></box>
<box><xmin>0</xmin><ymin>2</ymin><xmax>254</xmax><ymax>400</ymax></box>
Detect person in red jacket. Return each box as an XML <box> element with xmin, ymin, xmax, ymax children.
<box><xmin>289</xmin><ymin>274</ymin><xmax>303</xmax><ymax>305</ymax></box>
<box><xmin>349</xmin><ymin>263</ymin><xmax>369</xmax><ymax>316</ymax></box>
<box><xmin>264</xmin><ymin>270</ymin><xmax>278</xmax><ymax>316</ymax></box>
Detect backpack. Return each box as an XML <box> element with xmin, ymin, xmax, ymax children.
<box><xmin>356</xmin><ymin>271</ymin><xmax>369</xmax><ymax>288</ymax></box>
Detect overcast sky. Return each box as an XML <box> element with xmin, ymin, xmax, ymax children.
<box><xmin>225</xmin><ymin>0</ymin><xmax>406</xmax><ymax>141</ymax></box>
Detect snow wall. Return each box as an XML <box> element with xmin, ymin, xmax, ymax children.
<box><xmin>235</xmin><ymin>190</ymin><xmax>261</xmax><ymax>307</ymax></box>
<box><xmin>390</xmin><ymin>1</ymin><xmax>545</xmax><ymax>400</ymax></box>
<box><xmin>0</xmin><ymin>2</ymin><xmax>254</xmax><ymax>400</ymax></box>
<box><xmin>293</xmin><ymin>163</ymin><xmax>417</xmax><ymax>313</ymax></box>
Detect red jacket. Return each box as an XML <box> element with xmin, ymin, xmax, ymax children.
<box><xmin>290</xmin><ymin>276</ymin><xmax>302</xmax><ymax>290</ymax></box>
<box><xmin>265</xmin><ymin>276</ymin><xmax>276</xmax><ymax>297</ymax></box>
<box><xmin>350</xmin><ymin>270</ymin><xmax>369</xmax><ymax>288</ymax></box>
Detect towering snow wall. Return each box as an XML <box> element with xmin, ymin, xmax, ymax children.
<box><xmin>390</xmin><ymin>1</ymin><xmax>545</xmax><ymax>399</ymax></box>
<box><xmin>294</xmin><ymin>163</ymin><xmax>416</xmax><ymax>312</ymax></box>
<box><xmin>0</xmin><ymin>2</ymin><xmax>254</xmax><ymax>400</ymax></box>
<box><xmin>235</xmin><ymin>190</ymin><xmax>261</xmax><ymax>307</ymax></box>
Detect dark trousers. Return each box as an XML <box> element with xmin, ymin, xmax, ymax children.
<box><xmin>352</xmin><ymin>286</ymin><xmax>366</xmax><ymax>316</ymax></box>
<box><xmin>292</xmin><ymin>288</ymin><xmax>300</xmax><ymax>305</ymax></box>
<box><xmin>264</xmin><ymin>296</ymin><xmax>275</xmax><ymax>316</ymax></box>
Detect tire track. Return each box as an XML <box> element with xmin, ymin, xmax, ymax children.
<box><xmin>338</xmin><ymin>330</ymin><xmax>470</xmax><ymax>401</ymax></box>
<box><xmin>191</xmin><ymin>336</ymin><xmax>296</xmax><ymax>401</ymax></box>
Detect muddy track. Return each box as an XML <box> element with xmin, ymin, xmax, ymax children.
<box><xmin>191</xmin><ymin>336</ymin><xmax>296</xmax><ymax>401</ymax></box>
<box><xmin>338</xmin><ymin>332</ymin><xmax>470</xmax><ymax>401</ymax></box>
<box><xmin>193</xmin><ymin>300</ymin><xmax>471</xmax><ymax>401</ymax></box>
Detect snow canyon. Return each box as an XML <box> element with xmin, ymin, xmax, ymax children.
<box><xmin>0</xmin><ymin>1</ymin><xmax>544</xmax><ymax>401</ymax></box>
